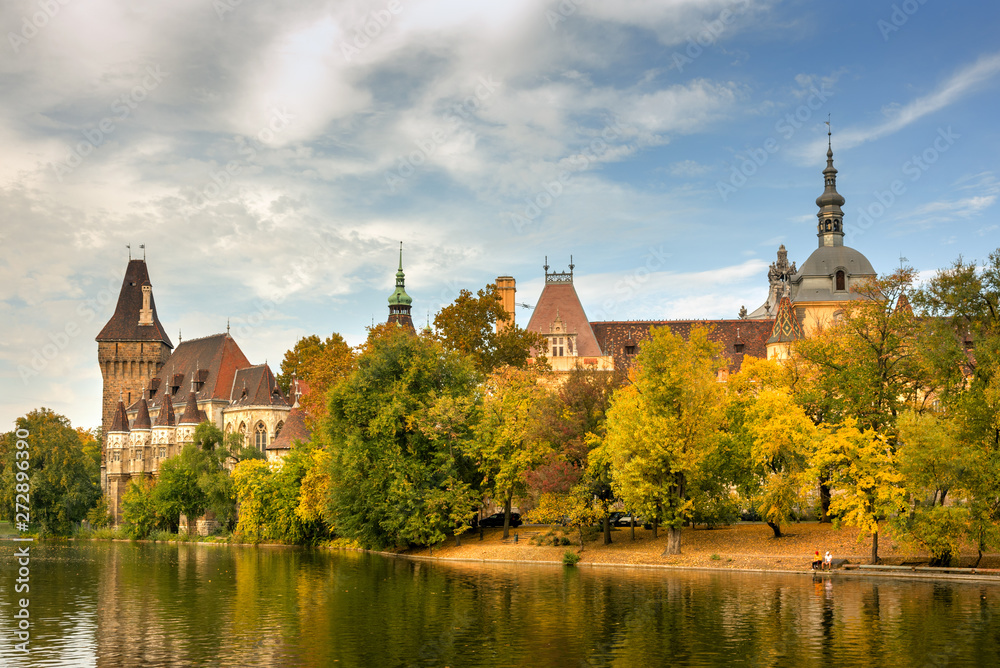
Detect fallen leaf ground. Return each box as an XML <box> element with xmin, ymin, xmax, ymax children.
<box><xmin>402</xmin><ymin>522</ymin><xmax>1000</xmax><ymax>571</ymax></box>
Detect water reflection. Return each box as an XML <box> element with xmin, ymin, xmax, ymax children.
<box><xmin>1</xmin><ymin>542</ymin><xmax>999</xmax><ymax>667</ymax></box>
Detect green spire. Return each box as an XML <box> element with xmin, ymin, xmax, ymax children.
<box><xmin>387</xmin><ymin>242</ymin><xmax>412</xmax><ymax>306</ymax></box>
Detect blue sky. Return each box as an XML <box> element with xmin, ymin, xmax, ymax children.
<box><xmin>2</xmin><ymin>0</ymin><xmax>998</xmax><ymax>430</ymax></box>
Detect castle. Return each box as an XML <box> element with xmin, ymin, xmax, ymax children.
<box><xmin>95</xmin><ymin>139</ymin><xmax>876</xmax><ymax>521</ymax></box>
<box><xmin>95</xmin><ymin>250</ymin><xmax>416</xmax><ymax>521</ymax></box>
<box><xmin>519</xmin><ymin>137</ymin><xmax>877</xmax><ymax>373</ymax></box>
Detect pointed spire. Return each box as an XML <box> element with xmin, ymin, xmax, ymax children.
<box><xmin>815</xmin><ymin>123</ymin><xmax>846</xmax><ymax>248</ymax></box>
<box><xmin>133</xmin><ymin>397</ymin><xmax>152</xmax><ymax>430</ymax></box>
<box><xmin>109</xmin><ymin>398</ymin><xmax>130</xmax><ymax>433</ymax></box>
<box><xmin>178</xmin><ymin>390</ymin><xmax>201</xmax><ymax>425</ymax></box>
<box><xmin>155</xmin><ymin>393</ymin><xmax>175</xmax><ymax>427</ymax></box>
<box><xmin>895</xmin><ymin>292</ymin><xmax>913</xmax><ymax>317</ymax></box>
<box><xmin>387</xmin><ymin>242</ymin><xmax>415</xmax><ymax>332</ymax></box>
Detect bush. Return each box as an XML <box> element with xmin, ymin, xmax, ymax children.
<box><xmin>150</xmin><ymin>530</ymin><xmax>174</xmax><ymax>543</ymax></box>
<box><xmin>562</xmin><ymin>551</ymin><xmax>581</xmax><ymax>566</ymax></box>
<box><xmin>711</xmin><ymin>553</ymin><xmax>721</xmax><ymax>561</ymax></box>
<box><xmin>560</xmin><ymin>536</ymin><xmax>571</xmax><ymax>546</ymax></box>
<box><xmin>86</xmin><ymin>497</ymin><xmax>113</xmax><ymax>529</ymax></box>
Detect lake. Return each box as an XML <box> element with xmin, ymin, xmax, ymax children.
<box><xmin>1</xmin><ymin>541</ymin><xmax>998</xmax><ymax>666</ymax></box>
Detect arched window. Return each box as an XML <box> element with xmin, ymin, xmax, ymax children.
<box><xmin>238</xmin><ymin>422</ymin><xmax>247</xmax><ymax>447</ymax></box>
<box><xmin>275</xmin><ymin>421</ymin><xmax>284</xmax><ymax>439</ymax></box>
<box><xmin>255</xmin><ymin>422</ymin><xmax>268</xmax><ymax>451</ymax></box>
<box><xmin>836</xmin><ymin>270</ymin><xmax>846</xmax><ymax>291</ymax></box>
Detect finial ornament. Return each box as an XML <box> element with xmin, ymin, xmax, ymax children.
<box><xmin>140</xmin><ymin>243</ymin><xmax>146</xmax><ymax>260</ymax></box>
<box><xmin>127</xmin><ymin>243</ymin><xmax>131</xmax><ymax>260</ymax></box>
<box><xmin>226</xmin><ymin>318</ymin><xmax>230</xmax><ymax>336</ymax></box>
<box><xmin>543</xmin><ymin>256</ymin><xmax>549</xmax><ymax>274</ymax></box>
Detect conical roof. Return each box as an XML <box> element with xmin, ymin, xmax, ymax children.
<box><xmin>109</xmin><ymin>399</ymin><xmax>130</xmax><ymax>433</ymax></box>
<box><xmin>178</xmin><ymin>390</ymin><xmax>202</xmax><ymax>425</ymax></box>
<box><xmin>766</xmin><ymin>296</ymin><xmax>804</xmax><ymax>345</ymax></box>
<box><xmin>155</xmin><ymin>393</ymin><xmax>175</xmax><ymax>427</ymax></box>
<box><xmin>96</xmin><ymin>259</ymin><xmax>173</xmax><ymax>346</ymax></box>
<box><xmin>895</xmin><ymin>292</ymin><xmax>913</xmax><ymax>317</ymax></box>
<box><xmin>132</xmin><ymin>398</ymin><xmax>152</xmax><ymax>430</ymax></box>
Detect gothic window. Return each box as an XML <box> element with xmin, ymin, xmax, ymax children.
<box><xmin>239</xmin><ymin>422</ymin><xmax>247</xmax><ymax>447</ymax></box>
<box><xmin>567</xmin><ymin>338</ymin><xmax>574</xmax><ymax>355</ymax></box>
<box><xmin>255</xmin><ymin>422</ymin><xmax>268</xmax><ymax>451</ymax></box>
<box><xmin>836</xmin><ymin>270</ymin><xmax>846</xmax><ymax>291</ymax></box>
<box><xmin>275</xmin><ymin>421</ymin><xmax>284</xmax><ymax>438</ymax></box>
<box><xmin>159</xmin><ymin>447</ymin><xmax>166</xmax><ymax>458</ymax></box>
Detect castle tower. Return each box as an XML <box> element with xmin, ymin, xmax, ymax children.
<box><xmin>96</xmin><ymin>259</ymin><xmax>173</xmax><ymax>435</ymax></box>
<box><xmin>387</xmin><ymin>242</ymin><xmax>415</xmax><ymax>332</ymax></box>
<box><xmin>105</xmin><ymin>397</ymin><xmax>131</xmax><ymax>521</ymax></box>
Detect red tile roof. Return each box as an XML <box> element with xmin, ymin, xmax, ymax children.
<box><xmin>155</xmin><ymin>393</ymin><xmax>175</xmax><ymax>427</ymax></box>
<box><xmin>95</xmin><ymin>259</ymin><xmax>173</xmax><ymax>346</ymax></box>
<box><xmin>590</xmin><ymin>319</ymin><xmax>774</xmax><ymax>373</ymax></box>
<box><xmin>526</xmin><ymin>281</ymin><xmax>603</xmax><ymax>357</ymax></box>
<box><xmin>132</xmin><ymin>398</ymin><xmax>152</xmax><ymax>430</ymax></box>
<box><xmin>109</xmin><ymin>400</ymin><xmax>130</xmax><ymax>433</ymax></box>
<box><xmin>142</xmin><ymin>333</ymin><xmax>251</xmax><ymax>413</ymax></box>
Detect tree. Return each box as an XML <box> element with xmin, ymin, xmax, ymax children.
<box><xmin>434</xmin><ymin>284</ymin><xmax>547</xmax><ymax>374</ymax></box>
<box><xmin>727</xmin><ymin>358</ymin><xmax>818</xmax><ymax>537</ymax></box>
<box><xmin>472</xmin><ymin>366</ymin><xmax>551</xmax><ymax>539</ymax></box>
<box><xmin>601</xmin><ymin>326</ymin><xmax>726</xmax><ymax>555</ymax></box>
<box><xmin>0</xmin><ymin>409</ymin><xmax>101</xmax><ymax>536</ymax></box>
<box><xmin>277</xmin><ymin>332</ymin><xmax>356</xmax><ymax>427</ymax></box>
<box><xmin>795</xmin><ymin>267</ymin><xmax>925</xmax><ymax>438</ymax></box>
<box><xmin>810</xmin><ymin>420</ymin><xmax>907</xmax><ymax>564</ymax></box>
<box><xmin>323</xmin><ymin>328</ymin><xmax>481</xmax><ymax>549</ymax></box>
<box><xmin>120</xmin><ymin>477</ymin><xmax>160</xmax><ymax>539</ymax></box>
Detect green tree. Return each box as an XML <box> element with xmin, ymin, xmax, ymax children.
<box><xmin>433</xmin><ymin>284</ymin><xmax>547</xmax><ymax>374</ymax></box>
<box><xmin>0</xmin><ymin>409</ymin><xmax>101</xmax><ymax>536</ymax></box>
<box><xmin>323</xmin><ymin>328</ymin><xmax>481</xmax><ymax>549</ymax></box>
<box><xmin>276</xmin><ymin>332</ymin><xmax>356</xmax><ymax>427</ymax></box>
<box><xmin>472</xmin><ymin>366</ymin><xmax>551</xmax><ymax>539</ymax></box>
<box><xmin>601</xmin><ymin>326</ymin><xmax>726</xmax><ymax>555</ymax></box>
<box><xmin>120</xmin><ymin>477</ymin><xmax>160</xmax><ymax>539</ymax></box>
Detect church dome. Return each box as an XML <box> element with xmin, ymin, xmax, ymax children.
<box><xmin>795</xmin><ymin>245</ymin><xmax>875</xmax><ymax>279</ymax></box>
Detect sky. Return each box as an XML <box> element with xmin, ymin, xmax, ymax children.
<box><xmin>1</xmin><ymin>0</ymin><xmax>999</xmax><ymax>431</ymax></box>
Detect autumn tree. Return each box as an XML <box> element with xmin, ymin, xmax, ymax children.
<box><xmin>726</xmin><ymin>357</ymin><xmax>818</xmax><ymax>537</ymax></box>
<box><xmin>0</xmin><ymin>409</ymin><xmax>101</xmax><ymax>536</ymax></box>
<box><xmin>277</xmin><ymin>332</ymin><xmax>357</xmax><ymax>427</ymax></box>
<box><xmin>472</xmin><ymin>366</ymin><xmax>551</xmax><ymax>539</ymax></box>
<box><xmin>810</xmin><ymin>420</ymin><xmax>907</xmax><ymax>564</ymax></box>
<box><xmin>433</xmin><ymin>283</ymin><xmax>547</xmax><ymax>374</ymax></box>
<box><xmin>323</xmin><ymin>328</ymin><xmax>481</xmax><ymax>549</ymax></box>
<box><xmin>601</xmin><ymin>326</ymin><xmax>726</xmax><ymax>555</ymax></box>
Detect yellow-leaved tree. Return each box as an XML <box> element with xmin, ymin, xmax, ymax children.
<box><xmin>810</xmin><ymin>419</ymin><xmax>907</xmax><ymax>564</ymax></box>
<box><xmin>601</xmin><ymin>325</ymin><xmax>726</xmax><ymax>555</ymax></box>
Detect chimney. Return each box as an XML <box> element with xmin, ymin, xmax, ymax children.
<box><xmin>496</xmin><ymin>276</ymin><xmax>516</xmax><ymax>332</ymax></box>
<box><xmin>138</xmin><ymin>284</ymin><xmax>153</xmax><ymax>326</ymax></box>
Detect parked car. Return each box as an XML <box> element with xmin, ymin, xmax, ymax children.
<box><xmin>615</xmin><ymin>514</ymin><xmax>641</xmax><ymax>527</ymax></box>
<box><xmin>479</xmin><ymin>512</ymin><xmax>522</xmax><ymax>528</ymax></box>
<box><xmin>605</xmin><ymin>512</ymin><xmax>626</xmax><ymax>526</ymax></box>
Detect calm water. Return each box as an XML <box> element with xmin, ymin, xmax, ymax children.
<box><xmin>1</xmin><ymin>541</ymin><xmax>999</xmax><ymax>667</ymax></box>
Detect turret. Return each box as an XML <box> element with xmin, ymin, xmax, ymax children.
<box><xmin>815</xmin><ymin>128</ymin><xmax>846</xmax><ymax>248</ymax></box>
<box><xmin>387</xmin><ymin>242</ymin><xmax>415</xmax><ymax>332</ymax></box>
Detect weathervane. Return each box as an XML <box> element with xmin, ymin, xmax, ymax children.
<box><xmin>825</xmin><ymin>114</ymin><xmax>832</xmax><ymax>148</ymax></box>
<box><xmin>126</xmin><ymin>243</ymin><xmax>131</xmax><ymax>260</ymax></box>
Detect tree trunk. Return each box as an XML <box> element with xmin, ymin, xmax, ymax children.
<box><xmin>767</xmin><ymin>521</ymin><xmax>782</xmax><ymax>538</ymax></box>
<box><xmin>651</xmin><ymin>519</ymin><xmax>658</xmax><ymax>540</ymax></box>
<box><xmin>502</xmin><ymin>491</ymin><xmax>513</xmax><ymax>540</ymax></box>
<box><xmin>603</xmin><ymin>515</ymin><xmax>612</xmax><ymax>545</ymax></box>
<box><xmin>819</xmin><ymin>478</ymin><xmax>832</xmax><ymax>523</ymax></box>
<box><xmin>455</xmin><ymin>532</ymin><xmax>461</xmax><ymax>547</ymax></box>
<box><xmin>630</xmin><ymin>516</ymin><xmax>636</xmax><ymax>541</ymax></box>
<box><xmin>871</xmin><ymin>530</ymin><xmax>880</xmax><ymax>565</ymax></box>
<box><xmin>662</xmin><ymin>527</ymin><xmax>682</xmax><ymax>555</ymax></box>
<box><xmin>578</xmin><ymin>526</ymin><xmax>585</xmax><ymax>550</ymax></box>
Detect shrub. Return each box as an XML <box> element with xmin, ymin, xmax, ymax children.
<box><xmin>562</xmin><ymin>550</ymin><xmax>581</xmax><ymax>566</ymax></box>
<box><xmin>711</xmin><ymin>553</ymin><xmax>721</xmax><ymax>561</ymax></box>
<box><xmin>560</xmin><ymin>536</ymin><xmax>571</xmax><ymax>546</ymax></box>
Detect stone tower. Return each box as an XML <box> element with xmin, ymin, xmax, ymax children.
<box><xmin>96</xmin><ymin>259</ymin><xmax>173</xmax><ymax>436</ymax></box>
<box><xmin>387</xmin><ymin>242</ymin><xmax>415</xmax><ymax>332</ymax></box>
<box><xmin>495</xmin><ymin>276</ymin><xmax>516</xmax><ymax>332</ymax></box>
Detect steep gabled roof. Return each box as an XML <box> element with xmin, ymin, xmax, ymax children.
<box><xmin>526</xmin><ymin>278</ymin><xmax>602</xmax><ymax>357</ymax></box>
<box><xmin>143</xmin><ymin>333</ymin><xmax>251</xmax><ymax>413</ymax></box>
<box><xmin>96</xmin><ymin>259</ymin><xmax>173</xmax><ymax>346</ymax></box>
<box><xmin>229</xmin><ymin>364</ymin><xmax>288</xmax><ymax>408</ymax></box>
<box><xmin>767</xmin><ymin>296</ymin><xmax>804</xmax><ymax>345</ymax></box>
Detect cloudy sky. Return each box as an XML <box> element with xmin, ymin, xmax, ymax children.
<box><xmin>2</xmin><ymin>0</ymin><xmax>998</xmax><ymax>430</ymax></box>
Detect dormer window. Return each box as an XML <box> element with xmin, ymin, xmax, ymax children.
<box><xmin>624</xmin><ymin>345</ymin><xmax>636</xmax><ymax>356</ymax></box>
<box><xmin>734</xmin><ymin>343</ymin><xmax>745</xmax><ymax>354</ymax></box>
<box><xmin>835</xmin><ymin>270</ymin><xmax>846</xmax><ymax>291</ymax></box>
